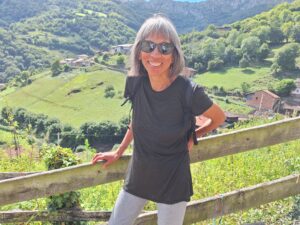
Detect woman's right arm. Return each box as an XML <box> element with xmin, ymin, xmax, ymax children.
<box><xmin>92</xmin><ymin>123</ymin><xmax>133</xmax><ymax>168</ymax></box>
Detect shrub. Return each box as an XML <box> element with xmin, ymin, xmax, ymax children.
<box><xmin>41</xmin><ymin>145</ymin><xmax>82</xmax><ymax>224</ymax></box>
<box><xmin>207</xmin><ymin>58</ymin><xmax>224</xmax><ymax>71</ymax></box>
<box><xmin>104</xmin><ymin>85</ymin><xmax>115</xmax><ymax>98</ymax></box>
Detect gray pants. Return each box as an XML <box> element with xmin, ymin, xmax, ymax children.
<box><xmin>108</xmin><ymin>189</ymin><xmax>187</xmax><ymax>225</ymax></box>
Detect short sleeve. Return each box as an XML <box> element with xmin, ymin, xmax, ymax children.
<box><xmin>123</xmin><ymin>76</ymin><xmax>144</xmax><ymax>99</ymax></box>
<box><xmin>191</xmin><ymin>85</ymin><xmax>213</xmax><ymax>116</ymax></box>
<box><xmin>124</xmin><ymin>76</ymin><xmax>133</xmax><ymax>98</ymax></box>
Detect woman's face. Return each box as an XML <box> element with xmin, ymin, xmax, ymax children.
<box><xmin>139</xmin><ymin>33</ymin><xmax>174</xmax><ymax>79</ymax></box>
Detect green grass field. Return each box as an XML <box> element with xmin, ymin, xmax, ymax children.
<box><xmin>0</xmin><ymin>69</ymin><xmax>129</xmax><ymax>127</ymax></box>
<box><xmin>194</xmin><ymin>66</ymin><xmax>275</xmax><ymax>92</ymax></box>
<box><xmin>0</xmin><ymin>129</ymin><xmax>13</xmax><ymax>145</ymax></box>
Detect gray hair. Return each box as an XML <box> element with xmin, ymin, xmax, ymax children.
<box><xmin>128</xmin><ymin>14</ymin><xmax>185</xmax><ymax>77</ymax></box>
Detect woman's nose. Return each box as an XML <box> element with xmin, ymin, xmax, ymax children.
<box><xmin>150</xmin><ymin>46</ymin><xmax>161</xmax><ymax>57</ymax></box>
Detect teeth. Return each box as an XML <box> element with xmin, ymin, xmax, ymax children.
<box><xmin>149</xmin><ymin>62</ymin><xmax>161</xmax><ymax>67</ymax></box>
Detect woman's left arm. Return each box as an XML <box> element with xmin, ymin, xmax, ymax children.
<box><xmin>188</xmin><ymin>103</ymin><xmax>225</xmax><ymax>151</ymax></box>
<box><xmin>195</xmin><ymin>103</ymin><xmax>225</xmax><ymax>138</ymax></box>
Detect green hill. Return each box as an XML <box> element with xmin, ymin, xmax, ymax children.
<box><xmin>0</xmin><ymin>0</ymin><xmax>293</xmax><ymax>83</ymax></box>
<box><xmin>0</xmin><ymin>68</ymin><xmax>129</xmax><ymax>127</ymax></box>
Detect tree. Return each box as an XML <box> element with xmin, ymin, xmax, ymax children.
<box><xmin>258</xmin><ymin>43</ymin><xmax>270</xmax><ymax>60</ymax></box>
<box><xmin>51</xmin><ymin>59</ymin><xmax>62</xmax><ymax>76</ymax></box>
<box><xmin>4</xmin><ymin>65</ymin><xmax>21</xmax><ymax>81</ymax></box>
<box><xmin>269</xmin><ymin>27</ymin><xmax>285</xmax><ymax>44</ymax></box>
<box><xmin>279</xmin><ymin>9</ymin><xmax>293</xmax><ymax>23</ymax></box>
<box><xmin>194</xmin><ymin>62</ymin><xmax>206</xmax><ymax>73</ymax></box>
<box><xmin>281</xmin><ymin>22</ymin><xmax>294</xmax><ymax>42</ymax></box>
<box><xmin>273</xmin><ymin>43</ymin><xmax>300</xmax><ymax>71</ymax></box>
<box><xmin>250</xmin><ymin>26</ymin><xmax>271</xmax><ymax>43</ymax></box>
<box><xmin>241</xmin><ymin>82</ymin><xmax>251</xmax><ymax>94</ymax></box>
<box><xmin>205</xmin><ymin>24</ymin><xmax>219</xmax><ymax>38</ymax></box>
<box><xmin>226</xmin><ymin>29</ymin><xmax>240</xmax><ymax>47</ymax></box>
<box><xmin>273</xmin><ymin>79</ymin><xmax>296</xmax><ymax>97</ymax></box>
<box><xmin>239</xmin><ymin>55</ymin><xmax>250</xmax><ymax>68</ymax></box>
<box><xmin>241</xmin><ymin>36</ymin><xmax>260</xmax><ymax>60</ymax></box>
<box><xmin>291</xmin><ymin>24</ymin><xmax>300</xmax><ymax>43</ymax></box>
<box><xmin>116</xmin><ymin>55</ymin><xmax>125</xmax><ymax>67</ymax></box>
<box><xmin>224</xmin><ymin>45</ymin><xmax>241</xmax><ymax>65</ymax></box>
<box><xmin>102</xmin><ymin>53</ymin><xmax>109</xmax><ymax>61</ymax></box>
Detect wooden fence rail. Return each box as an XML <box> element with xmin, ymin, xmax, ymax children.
<box><xmin>0</xmin><ymin>117</ymin><xmax>299</xmax><ymax>206</ymax></box>
<box><xmin>0</xmin><ymin>174</ymin><xmax>299</xmax><ymax>223</ymax></box>
<box><xmin>0</xmin><ymin>172</ymin><xmax>37</xmax><ymax>180</ymax></box>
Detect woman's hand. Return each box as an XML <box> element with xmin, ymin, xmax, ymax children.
<box><xmin>92</xmin><ymin>151</ymin><xmax>120</xmax><ymax>168</ymax></box>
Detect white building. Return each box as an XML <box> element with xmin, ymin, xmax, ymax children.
<box><xmin>291</xmin><ymin>78</ymin><xmax>300</xmax><ymax>101</ymax></box>
<box><xmin>0</xmin><ymin>83</ymin><xmax>6</xmax><ymax>91</ymax></box>
<box><xmin>111</xmin><ymin>44</ymin><xmax>133</xmax><ymax>54</ymax></box>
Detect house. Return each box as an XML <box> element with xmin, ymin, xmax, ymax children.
<box><xmin>111</xmin><ymin>44</ymin><xmax>133</xmax><ymax>54</ymax></box>
<box><xmin>181</xmin><ymin>67</ymin><xmax>197</xmax><ymax>78</ymax></box>
<box><xmin>0</xmin><ymin>83</ymin><xmax>6</xmax><ymax>91</ymax></box>
<box><xmin>246</xmin><ymin>90</ymin><xmax>281</xmax><ymax>112</ymax></box>
<box><xmin>281</xmin><ymin>101</ymin><xmax>300</xmax><ymax>116</ymax></box>
<box><xmin>59</xmin><ymin>56</ymin><xmax>94</xmax><ymax>67</ymax></box>
<box><xmin>224</xmin><ymin>111</ymin><xmax>248</xmax><ymax>123</ymax></box>
<box><xmin>216</xmin><ymin>26</ymin><xmax>232</xmax><ymax>32</ymax></box>
<box><xmin>290</xmin><ymin>78</ymin><xmax>300</xmax><ymax>101</ymax></box>
<box><xmin>77</xmin><ymin>54</ymin><xmax>89</xmax><ymax>59</ymax></box>
<box><xmin>72</xmin><ymin>58</ymin><xmax>94</xmax><ymax>67</ymax></box>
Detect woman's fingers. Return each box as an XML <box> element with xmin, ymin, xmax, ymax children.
<box><xmin>91</xmin><ymin>152</ymin><xmax>119</xmax><ymax>168</ymax></box>
<box><xmin>92</xmin><ymin>153</ymin><xmax>105</xmax><ymax>164</ymax></box>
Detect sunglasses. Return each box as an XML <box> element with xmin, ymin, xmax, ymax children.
<box><xmin>140</xmin><ymin>40</ymin><xmax>175</xmax><ymax>55</ymax></box>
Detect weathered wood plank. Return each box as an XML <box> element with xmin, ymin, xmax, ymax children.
<box><xmin>134</xmin><ymin>174</ymin><xmax>300</xmax><ymax>225</ymax></box>
<box><xmin>0</xmin><ymin>156</ymin><xmax>131</xmax><ymax>206</ymax></box>
<box><xmin>0</xmin><ymin>117</ymin><xmax>299</xmax><ymax>206</ymax></box>
<box><xmin>0</xmin><ymin>172</ymin><xmax>38</xmax><ymax>180</ymax></box>
<box><xmin>1</xmin><ymin>174</ymin><xmax>299</xmax><ymax>223</ymax></box>
<box><xmin>189</xmin><ymin>116</ymin><xmax>300</xmax><ymax>163</ymax></box>
<box><xmin>0</xmin><ymin>210</ymin><xmax>111</xmax><ymax>222</ymax></box>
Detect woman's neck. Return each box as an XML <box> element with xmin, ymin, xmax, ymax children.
<box><xmin>148</xmin><ymin>74</ymin><xmax>177</xmax><ymax>92</ymax></box>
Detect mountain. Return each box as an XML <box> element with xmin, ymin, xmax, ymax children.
<box><xmin>0</xmin><ymin>0</ymin><xmax>293</xmax><ymax>82</ymax></box>
<box><xmin>122</xmin><ymin>0</ymin><xmax>293</xmax><ymax>33</ymax></box>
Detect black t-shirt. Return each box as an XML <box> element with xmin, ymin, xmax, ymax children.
<box><xmin>123</xmin><ymin>75</ymin><xmax>213</xmax><ymax>204</ymax></box>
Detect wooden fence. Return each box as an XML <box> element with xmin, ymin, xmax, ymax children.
<box><xmin>0</xmin><ymin>117</ymin><xmax>300</xmax><ymax>223</ymax></box>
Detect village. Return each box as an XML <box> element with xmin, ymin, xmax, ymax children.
<box><xmin>1</xmin><ymin>43</ymin><xmax>300</xmax><ymax>128</ymax></box>
<box><xmin>55</xmin><ymin>43</ymin><xmax>300</xmax><ymax>125</ymax></box>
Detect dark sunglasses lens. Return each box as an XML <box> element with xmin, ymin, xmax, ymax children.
<box><xmin>159</xmin><ymin>43</ymin><xmax>174</xmax><ymax>55</ymax></box>
<box><xmin>141</xmin><ymin>41</ymin><xmax>155</xmax><ymax>53</ymax></box>
<box><xmin>141</xmin><ymin>41</ymin><xmax>174</xmax><ymax>55</ymax></box>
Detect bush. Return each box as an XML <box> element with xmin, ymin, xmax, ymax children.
<box><xmin>41</xmin><ymin>145</ymin><xmax>82</xmax><ymax>220</ymax></box>
<box><xmin>258</xmin><ymin>43</ymin><xmax>270</xmax><ymax>60</ymax></box>
<box><xmin>272</xmin><ymin>79</ymin><xmax>296</xmax><ymax>97</ymax></box>
<box><xmin>104</xmin><ymin>85</ymin><xmax>115</xmax><ymax>98</ymax></box>
<box><xmin>272</xmin><ymin>43</ymin><xmax>299</xmax><ymax>72</ymax></box>
<box><xmin>194</xmin><ymin>62</ymin><xmax>206</xmax><ymax>73</ymax></box>
<box><xmin>116</xmin><ymin>55</ymin><xmax>125</xmax><ymax>67</ymax></box>
<box><xmin>207</xmin><ymin>58</ymin><xmax>224</xmax><ymax>71</ymax></box>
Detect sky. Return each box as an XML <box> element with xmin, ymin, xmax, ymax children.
<box><xmin>174</xmin><ymin>0</ymin><xmax>207</xmax><ymax>2</ymax></box>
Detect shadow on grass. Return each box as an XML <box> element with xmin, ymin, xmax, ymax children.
<box><xmin>241</xmin><ymin>69</ymin><xmax>255</xmax><ymax>74</ymax></box>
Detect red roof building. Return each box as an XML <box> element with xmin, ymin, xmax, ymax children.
<box><xmin>246</xmin><ymin>90</ymin><xmax>281</xmax><ymax>112</ymax></box>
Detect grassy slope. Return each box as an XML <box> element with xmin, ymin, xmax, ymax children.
<box><xmin>193</xmin><ymin>66</ymin><xmax>274</xmax><ymax>92</ymax></box>
<box><xmin>0</xmin><ymin>69</ymin><xmax>129</xmax><ymax>127</ymax></box>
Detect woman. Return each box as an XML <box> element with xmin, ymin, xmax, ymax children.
<box><xmin>92</xmin><ymin>14</ymin><xmax>225</xmax><ymax>225</ymax></box>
